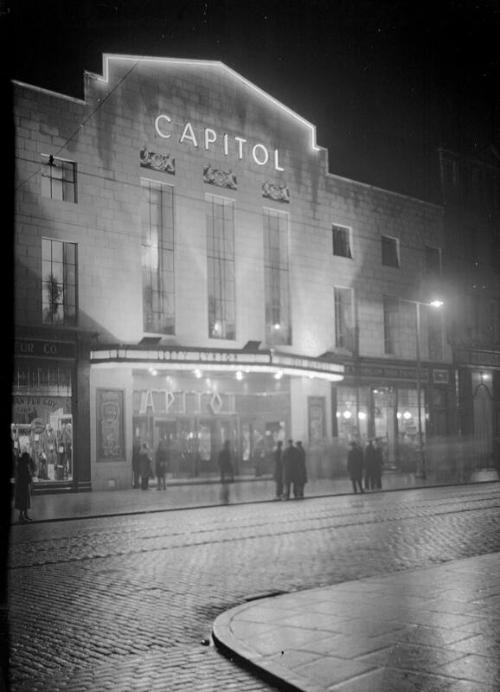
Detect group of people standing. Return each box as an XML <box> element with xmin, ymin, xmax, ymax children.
<box><xmin>346</xmin><ymin>438</ymin><xmax>384</xmax><ymax>494</ymax></box>
<box><xmin>132</xmin><ymin>439</ymin><xmax>170</xmax><ymax>491</ymax></box>
<box><xmin>273</xmin><ymin>439</ymin><xmax>308</xmax><ymax>500</ymax></box>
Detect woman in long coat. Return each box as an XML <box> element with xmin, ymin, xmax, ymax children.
<box><xmin>15</xmin><ymin>451</ymin><xmax>35</xmax><ymax>522</ymax></box>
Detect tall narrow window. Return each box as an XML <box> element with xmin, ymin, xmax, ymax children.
<box><xmin>427</xmin><ymin>306</ymin><xmax>444</xmax><ymax>360</ymax></box>
<box><xmin>334</xmin><ymin>287</ymin><xmax>354</xmax><ymax>350</ymax></box>
<box><xmin>383</xmin><ymin>296</ymin><xmax>399</xmax><ymax>354</ymax></box>
<box><xmin>206</xmin><ymin>194</ymin><xmax>235</xmax><ymax>339</ymax></box>
<box><xmin>424</xmin><ymin>245</ymin><xmax>442</xmax><ymax>274</ymax></box>
<box><xmin>332</xmin><ymin>224</ymin><xmax>352</xmax><ymax>258</ymax></box>
<box><xmin>381</xmin><ymin>235</ymin><xmax>400</xmax><ymax>268</ymax></box>
<box><xmin>141</xmin><ymin>180</ymin><xmax>175</xmax><ymax>334</ymax></box>
<box><xmin>264</xmin><ymin>208</ymin><xmax>291</xmax><ymax>345</ymax></box>
<box><xmin>41</xmin><ymin>155</ymin><xmax>77</xmax><ymax>202</ymax></box>
<box><xmin>42</xmin><ymin>238</ymin><xmax>77</xmax><ymax>325</ymax></box>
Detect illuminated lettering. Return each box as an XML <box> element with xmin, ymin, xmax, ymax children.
<box><xmin>155</xmin><ymin>114</ymin><xmax>172</xmax><ymax>139</ymax></box>
<box><xmin>179</xmin><ymin>122</ymin><xmax>198</xmax><ymax>147</ymax></box>
<box><xmin>274</xmin><ymin>149</ymin><xmax>284</xmax><ymax>172</ymax></box>
<box><xmin>204</xmin><ymin>128</ymin><xmax>217</xmax><ymax>150</ymax></box>
<box><xmin>234</xmin><ymin>136</ymin><xmax>247</xmax><ymax>159</ymax></box>
<box><xmin>252</xmin><ymin>143</ymin><xmax>269</xmax><ymax>166</ymax></box>
<box><xmin>223</xmin><ymin>133</ymin><xmax>229</xmax><ymax>156</ymax></box>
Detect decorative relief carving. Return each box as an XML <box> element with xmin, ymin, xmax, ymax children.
<box><xmin>203</xmin><ymin>164</ymin><xmax>238</xmax><ymax>190</ymax></box>
<box><xmin>262</xmin><ymin>180</ymin><xmax>290</xmax><ymax>203</ymax></box>
<box><xmin>140</xmin><ymin>147</ymin><xmax>175</xmax><ymax>174</ymax></box>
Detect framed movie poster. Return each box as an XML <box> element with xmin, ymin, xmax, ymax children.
<box><xmin>96</xmin><ymin>388</ymin><xmax>125</xmax><ymax>461</ymax></box>
<box><xmin>308</xmin><ymin>396</ymin><xmax>326</xmax><ymax>443</ymax></box>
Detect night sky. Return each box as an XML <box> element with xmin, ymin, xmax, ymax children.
<box><xmin>3</xmin><ymin>0</ymin><xmax>500</xmax><ymax>201</ymax></box>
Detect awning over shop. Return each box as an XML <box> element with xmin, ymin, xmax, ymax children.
<box><xmin>90</xmin><ymin>345</ymin><xmax>344</xmax><ymax>382</ymax></box>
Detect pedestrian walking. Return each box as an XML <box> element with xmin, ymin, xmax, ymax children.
<box><xmin>218</xmin><ymin>440</ymin><xmax>234</xmax><ymax>504</ymax></box>
<box><xmin>138</xmin><ymin>442</ymin><xmax>153</xmax><ymax>490</ymax></box>
<box><xmin>155</xmin><ymin>439</ymin><xmax>169</xmax><ymax>490</ymax></box>
<box><xmin>295</xmin><ymin>441</ymin><xmax>308</xmax><ymax>499</ymax></box>
<box><xmin>132</xmin><ymin>437</ymin><xmax>141</xmax><ymax>488</ymax></box>
<box><xmin>373</xmin><ymin>438</ymin><xmax>384</xmax><ymax>489</ymax></box>
<box><xmin>364</xmin><ymin>439</ymin><xmax>377</xmax><ymax>490</ymax></box>
<box><xmin>282</xmin><ymin>439</ymin><xmax>299</xmax><ymax>500</ymax></box>
<box><xmin>14</xmin><ymin>450</ymin><xmax>35</xmax><ymax>523</ymax></box>
<box><xmin>218</xmin><ymin>440</ymin><xmax>234</xmax><ymax>484</ymax></box>
<box><xmin>347</xmin><ymin>441</ymin><xmax>364</xmax><ymax>494</ymax></box>
<box><xmin>273</xmin><ymin>440</ymin><xmax>284</xmax><ymax>499</ymax></box>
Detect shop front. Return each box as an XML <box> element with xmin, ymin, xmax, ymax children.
<box><xmin>335</xmin><ymin>359</ymin><xmax>455</xmax><ymax>471</ymax></box>
<box><xmin>90</xmin><ymin>346</ymin><xmax>343</xmax><ymax>490</ymax></box>
<box><xmin>12</xmin><ymin>337</ymin><xmax>77</xmax><ymax>490</ymax></box>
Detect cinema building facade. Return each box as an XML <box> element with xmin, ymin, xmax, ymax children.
<box><xmin>13</xmin><ymin>55</ymin><xmax>459</xmax><ymax>491</ymax></box>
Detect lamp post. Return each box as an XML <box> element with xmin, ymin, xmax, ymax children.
<box><xmin>410</xmin><ymin>299</ymin><xmax>443</xmax><ymax>480</ymax></box>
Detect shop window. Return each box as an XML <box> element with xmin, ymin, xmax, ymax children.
<box><xmin>41</xmin><ymin>155</ymin><xmax>77</xmax><ymax>202</ymax></box>
<box><xmin>141</xmin><ymin>179</ymin><xmax>175</xmax><ymax>334</ymax></box>
<box><xmin>206</xmin><ymin>194</ymin><xmax>236</xmax><ymax>339</ymax></box>
<box><xmin>424</xmin><ymin>245</ymin><xmax>441</xmax><ymax>274</ymax></box>
<box><xmin>42</xmin><ymin>238</ymin><xmax>77</xmax><ymax>325</ymax></box>
<box><xmin>332</xmin><ymin>224</ymin><xmax>352</xmax><ymax>258</ymax></box>
<box><xmin>12</xmin><ymin>363</ymin><xmax>73</xmax><ymax>483</ymax></box>
<box><xmin>381</xmin><ymin>235</ymin><xmax>400</xmax><ymax>268</ymax></box>
<box><xmin>334</xmin><ymin>286</ymin><xmax>354</xmax><ymax>350</ymax></box>
<box><xmin>264</xmin><ymin>207</ymin><xmax>291</xmax><ymax>345</ymax></box>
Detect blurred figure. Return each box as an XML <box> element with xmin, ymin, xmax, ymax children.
<box><xmin>14</xmin><ymin>450</ymin><xmax>35</xmax><ymax>523</ymax></box>
<box><xmin>347</xmin><ymin>441</ymin><xmax>364</xmax><ymax>494</ymax></box>
<box><xmin>273</xmin><ymin>440</ymin><xmax>284</xmax><ymax>499</ymax></box>
<box><xmin>364</xmin><ymin>439</ymin><xmax>377</xmax><ymax>490</ymax></box>
<box><xmin>155</xmin><ymin>439</ymin><xmax>169</xmax><ymax>491</ymax></box>
<box><xmin>138</xmin><ymin>442</ymin><xmax>152</xmax><ymax>490</ymax></box>
<box><xmin>132</xmin><ymin>437</ymin><xmax>141</xmax><ymax>488</ymax></box>
<box><xmin>282</xmin><ymin>439</ymin><xmax>299</xmax><ymax>500</ymax></box>
<box><xmin>295</xmin><ymin>441</ymin><xmax>308</xmax><ymax>499</ymax></box>
<box><xmin>373</xmin><ymin>439</ymin><xmax>384</xmax><ymax>489</ymax></box>
<box><xmin>218</xmin><ymin>440</ymin><xmax>234</xmax><ymax>483</ymax></box>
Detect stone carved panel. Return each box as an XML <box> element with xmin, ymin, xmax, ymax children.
<box><xmin>140</xmin><ymin>147</ymin><xmax>175</xmax><ymax>175</ymax></box>
<box><xmin>262</xmin><ymin>180</ymin><xmax>290</xmax><ymax>203</ymax></box>
<box><xmin>203</xmin><ymin>164</ymin><xmax>238</xmax><ymax>190</ymax></box>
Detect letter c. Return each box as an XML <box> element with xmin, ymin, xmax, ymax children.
<box><xmin>155</xmin><ymin>114</ymin><xmax>172</xmax><ymax>139</ymax></box>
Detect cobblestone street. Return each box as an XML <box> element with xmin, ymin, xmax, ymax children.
<box><xmin>8</xmin><ymin>483</ymin><xmax>500</xmax><ymax>691</ymax></box>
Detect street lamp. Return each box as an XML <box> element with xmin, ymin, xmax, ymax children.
<box><xmin>408</xmin><ymin>298</ymin><xmax>444</xmax><ymax>480</ymax></box>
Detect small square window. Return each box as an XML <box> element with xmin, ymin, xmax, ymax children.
<box><xmin>381</xmin><ymin>235</ymin><xmax>399</xmax><ymax>268</ymax></box>
<box><xmin>332</xmin><ymin>224</ymin><xmax>352</xmax><ymax>259</ymax></box>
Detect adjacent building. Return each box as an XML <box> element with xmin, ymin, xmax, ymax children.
<box><xmin>13</xmin><ymin>55</ymin><xmax>462</xmax><ymax>491</ymax></box>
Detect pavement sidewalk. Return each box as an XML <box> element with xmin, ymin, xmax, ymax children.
<box><xmin>212</xmin><ymin>552</ymin><xmax>500</xmax><ymax>692</ymax></box>
<box><xmin>11</xmin><ymin>469</ymin><xmax>499</xmax><ymax>523</ymax></box>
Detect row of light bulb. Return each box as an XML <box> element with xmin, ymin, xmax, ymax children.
<box><xmin>338</xmin><ymin>410</ymin><xmax>414</xmax><ymax>420</ymax></box>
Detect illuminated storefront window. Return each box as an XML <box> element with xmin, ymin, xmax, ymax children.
<box><xmin>12</xmin><ymin>364</ymin><xmax>73</xmax><ymax>483</ymax></box>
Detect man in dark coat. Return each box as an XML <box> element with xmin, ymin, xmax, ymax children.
<box><xmin>132</xmin><ymin>437</ymin><xmax>141</xmax><ymax>488</ymax></box>
<box><xmin>364</xmin><ymin>439</ymin><xmax>377</xmax><ymax>490</ymax></box>
<box><xmin>273</xmin><ymin>440</ymin><xmax>284</xmax><ymax>500</ymax></box>
<box><xmin>294</xmin><ymin>441</ymin><xmax>308</xmax><ymax>499</ymax></box>
<box><xmin>282</xmin><ymin>439</ymin><xmax>299</xmax><ymax>500</ymax></box>
<box><xmin>138</xmin><ymin>443</ymin><xmax>152</xmax><ymax>490</ymax></box>
<box><xmin>155</xmin><ymin>440</ymin><xmax>169</xmax><ymax>490</ymax></box>
<box><xmin>347</xmin><ymin>441</ymin><xmax>364</xmax><ymax>494</ymax></box>
<box><xmin>15</xmin><ymin>451</ymin><xmax>35</xmax><ymax>522</ymax></box>
<box><xmin>372</xmin><ymin>439</ymin><xmax>384</xmax><ymax>489</ymax></box>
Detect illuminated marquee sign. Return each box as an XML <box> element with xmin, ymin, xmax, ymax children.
<box><xmin>154</xmin><ymin>114</ymin><xmax>285</xmax><ymax>172</ymax></box>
